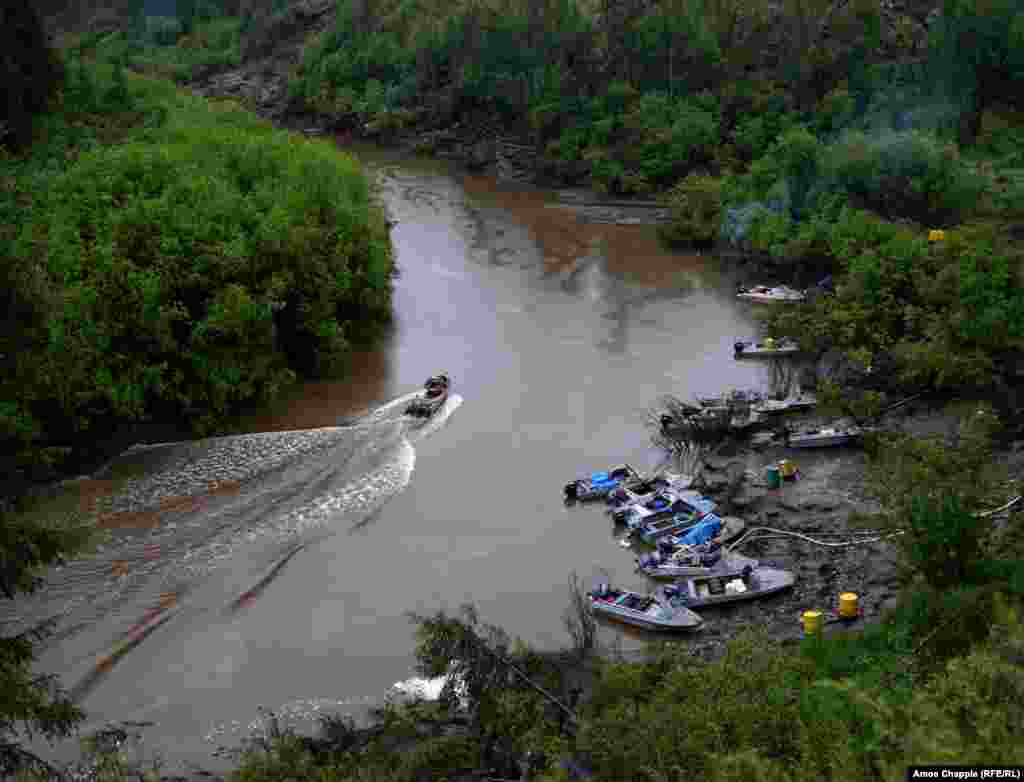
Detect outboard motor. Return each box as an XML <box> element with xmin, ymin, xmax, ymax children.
<box><xmin>660</xmin><ymin>414</ymin><xmax>675</xmax><ymax>431</ymax></box>
<box><xmin>734</xmin><ymin>341</ymin><xmax>746</xmax><ymax>355</ymax></box>
<box><xmin>564</xmin><ymin>482</ymin><xmax>579</xmax><ymax>501</ymax></box>
<box><xmin>700</xmin><ymin>550</ymin><xmax>722</xmax><ymax>567</ymax></box>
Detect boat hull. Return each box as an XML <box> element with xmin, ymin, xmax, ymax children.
<box><xmin>565</xmin><ymin>465</ymin><xmax>640</xmax><ymax>502</ymax></box>
<box><xmin>607</xmin><ymin>473</ymin><xmax>693</xmax><ymax>508</ymax></box>
<box><xmin>588</xmin><ymin>597</ymin><xmax>702</xmax><ymax>631</ymax></box>
<box><xmin>664</xmin><ymin>567</ymin><xmax>796</xmax><ymax>609</ymax></box>
<box><xmin>733</xmin><ymin>341</ymin><xmax>801</xmax><ymax>358</ymax></box>
<box><xmin>638</xmin><ymin>552</ymin><xmax>758</xmax><ymax>579</ymax></box>
<box><xmin>639</xmin><ymin>512</ymin><xmax>705</xmax><ymax>544</ymax></box>
<box><xmin>406</xmin><ymin>392</ymin><xmax>448</xmax><ymax>417</ymax></box>
<box><xmin>787</xmin><ymin>433</ymin><xmax>858</xmax><ymax>448</ymax></box>
<box><xmin>752</xmin><ymin>398</ymin><xmax>817</xmax><ymax>415</ymax></box>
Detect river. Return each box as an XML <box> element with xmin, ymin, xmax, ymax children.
<box><xmin>7</xmin><ymin>143</ymin><xmax>778</xmax><ymax>777</ymax></box>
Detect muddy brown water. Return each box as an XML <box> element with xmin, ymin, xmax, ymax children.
<box><xmin>10</xmin><ymin>143</ymin><xmax>788</xmax><ymax>777</ymax></box>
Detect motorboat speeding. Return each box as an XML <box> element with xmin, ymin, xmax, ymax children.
<box><xmin>406</xmin><ymin>373</ymin><xmax>451</xmax><ymax>417</ymax></box>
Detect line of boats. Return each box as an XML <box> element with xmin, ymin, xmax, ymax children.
<box><xmin>589</xmin><ymin>565</ymin><xmax>796</xmax><ymax>631</ymax></box>
<box><xmin>658</xmin><ymin>390</ymin><xmax>865</xmax><ymax>449</ymax></box>
<box><xmin>564</xmin><ymin>462</ymin><xmax>796</xmax><ymax>631</ymax></box>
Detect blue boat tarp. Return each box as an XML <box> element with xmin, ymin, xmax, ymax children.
<box><xmin>676</xmin><ymin>514</ymin><xmax>722</xmax><ymax>545</ymax></box>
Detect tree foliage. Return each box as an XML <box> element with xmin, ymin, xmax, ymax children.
<box><xmin>1</xmin><ymin>1</ymin><xmax>65</xmax><ymax>151</ymax></box>
<box><xmin>860</xmin><ymin>403</ymin><xmax>1010</xmax><ymax>588</ymax></box>
<box><xmin>2</xmin><ymin>53</ymin><xmax>394</xmax><ymax>497</ymax></box>
<box><xmin>928</xmin><ymin>0</ymin><xmax>1024</xmax><ymax>145</ymax></box>
<box><xmin>0</xmin><ymin>496</ymin><xmax>97</xmax><ymax>778</ymax></box>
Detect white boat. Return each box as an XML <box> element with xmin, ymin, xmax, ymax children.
<box><xmin>736</xmin><ymin>285</ymin><xmax>807</xmax><ymax>303</ymax></box>
<box><xmin>786</xmin><ymin>425</ymin><xmax>861</xmax><ymax>448</ymax></box>
<box><xmin>751</xmin><ymin>393</ymin><xmax>818</xmax><ymax>416</ymax></box>
<box><xmin>733</xmin><ymin>338</ymin><xmax>801</xmax><ymax>358</ymax></box>
<box><xmin>661</xmin><ymin>566</ymin><xmax>796</xmax><ymax>608</ymax></box>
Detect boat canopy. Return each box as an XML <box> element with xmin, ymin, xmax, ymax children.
<box><xmin>675</xmin><ymin>514</ymin><xmax>723</xmax><ymax>546</ymax></box>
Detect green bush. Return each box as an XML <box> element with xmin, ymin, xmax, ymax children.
<box><xmin>394</xmin><ymin>736</ymin><xmax>479</xmax><ymax>782</ymax></box>
<box><xmin>90</xmin><ymin>17</ymin><xmax>242</xmax><ymax>83</ymax></box>
<box><xmin>823</xmin><ymin>130</ymin><xmax>986</xmax><ymax>225</ymax></box>
<box><xmin>143</xmin><ymin>16</ymin><xmax>183</xmax><ymax>46</ymax></box>
<box><xmin>635</xmin><ymin>95</ymin><xmax>719</xmax><ymax>184</ymax></box>
<box><xmin>659</xmin><ymin>173</ymin><xmax>725</xmax><ymax>246</ymax></box>
<box><xmin>746</xmin><ymin>209</ymin><xmax>795</xmax><ymax>257</ymax></box>
<box><xmin>3</xmin><ymin>58</ymin><xmax>393</xmax><ymax>478</ymax></box>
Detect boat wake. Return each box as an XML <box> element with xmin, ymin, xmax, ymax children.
<box><xmin>404</xmin><ymin>393</ymin><xmax>463</xmax><ymax>442</ymax></box>
<box><xmin>13</xmin><ymin>386</ymin><xmax>464</xmax><ymax>764</ymax></box>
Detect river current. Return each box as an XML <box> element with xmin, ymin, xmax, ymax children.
<box><xmin>5</xmin><ymin>144</ymin><xmax>775</xmax><ymax>776</ymax></box>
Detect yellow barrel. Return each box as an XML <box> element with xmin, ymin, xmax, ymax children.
<box><xmin>765</xmin><ymin>337</ymin><xmax>775</xmax><ymax>348</ymax></box>
<box><xmin>839</xmin><ymin>592</ymin><xmax>859</xmax><ymax>619</ymax></box>
<box><xmin>778</xmin><ymin>459</ymin><xmax>797</xmax><ymax>479</ymax></box>
<box><xmin>928</xmin><ymin>229</ymin><xmax>946</xmax><ymax>242</ymax></box>
<box><xmin>802</xmin><ymin>610</ymin><xmax>823</xmax><ymax>634</ymax></box>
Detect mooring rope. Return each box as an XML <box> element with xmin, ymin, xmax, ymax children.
<box><xmin>726</xmin><ymin>527</ymin><xmax>905</xmax><ymax>554</ymax></box>
<box><xmin>976</xmin><ymin>495</ymin><xmax>1022</xmax><ymax>518</ymax></box>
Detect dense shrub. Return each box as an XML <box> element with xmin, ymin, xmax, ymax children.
<box><xmin>89</xmin><ymin>17</ymin><xmax>242</xmax><ymax>82</ymax></box>
<box><xmin>2</xmin><ymin>57</ymin><xmax>393</xmax><ymax>483</ymax></box>
<box><xmin>822</xmin><ymin>130</ymin><xmax>986</xmax><ymax>225</ymax></box>
<box><xmin>659</xmin><ymin>173</ymin><xmax>725</xmax><ymax>245</ymax></box>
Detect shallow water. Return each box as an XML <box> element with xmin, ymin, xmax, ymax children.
<box><xmin>8</xmin><ymin>145</ymin><xmax>780</xmax><ymax>776</ymax></box>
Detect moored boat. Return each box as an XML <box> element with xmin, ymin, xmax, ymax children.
<box><xmin>662</xmin><ymin>513</ymin><xmax>745</xmax><ymax>547</ymax></box>
<box><xmin>405</xmin><ymin>373</ymin><xmax>451</xmax><ymax>417</ymax></box>
<box><xmin>588</xmin><ymin>583</ymin><xmax>703</xmax><ymax>631</ymax></box>
<box><xmin>736</xmin><ymin>284</ymin><xmax>807</xmax><ymax>303</ymax></box>
<box><xmin>637</xmin><ymin>511</ymin><xmax>703</xmax><ymax>544</ymax></box>
<box><xmin>733</xmin><ymin>337</ymin><xmax>801</xmax><ymax>358</ymax></box>
<box><xmin>660</xmin><ymin>408</ymin><xmax>759</xmax><ymax>436</ymax></box>
<box><xmin>751</xmin><ymin>393</ymin><xmax>818</xmax><ymax>416</ymax></box>
<box><xmin>661</xmin><ymin>566</ymin><xmax>796</xmax><ymax>609</ymax></box>
<box><xmin>607</xmin><ymin>471</ymin><xmax>694</xmax><ymax>508</ymax></box>
<box><xmin>786</xmin><ymin>425</ymin><xmax>861</xmax><ymax>448</ymax></box>
<box><xmin>612</xmin><ymin>489</ymin><xmax>716</xmax><ymax>528</ymax></box>
<box><xmin>565</xmin><ymin>464</ymin><xmax>640</xmax><ymax>502</ymax></box>
<box><xmin>637</xmin><ymin>517</ymin><xmax>751</xmax><ymax>578</ymax></box>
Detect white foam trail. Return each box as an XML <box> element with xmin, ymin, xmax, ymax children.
<box><xmin>202</xmin><ymin>696</ymin><xmax>378</xmax><ymax>743</ymax></box>
<box><xmin>266</xmin><ymin>437</ymin><xmax>417</xmax><ymax>538</ymax></box>
<box><xmin>358</xmin><ymin>391</ymin><xmax>423</xmax><ymax>424</ymax></box>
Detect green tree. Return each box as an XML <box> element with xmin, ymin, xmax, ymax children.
<box><xmin>1</xmin><ymin>1</ymin><xmax>64</xmax><ymax>151</ymax></box>
<box><xmin>929</xmin><ymin>0</ymin><xmax>1024</xmax><ymax>146</ymax></box>
<box><xmin>0</xmin><ymin>500</ymin><xmax>95</xmax><ymax>777</ymax></box>
<box><xmin>860</xmin><ymin>404</ymin><xmax>1010</xmax><ymax>587</ymax></box>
